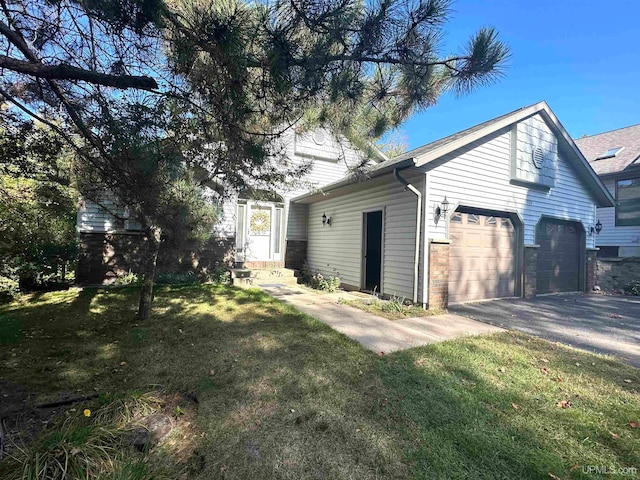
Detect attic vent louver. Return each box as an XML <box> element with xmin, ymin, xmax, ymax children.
<box><xmin>312</xmin><ymin>130</ymin><xmax>327</xmax><ymax>145</ymax></box>
<box><xmin>532</xmin><ymin>147</ymin><xmax>544</xmax><ymax>169</ymax></box>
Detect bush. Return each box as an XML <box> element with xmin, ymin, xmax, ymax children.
<box><xmin>155</xmin><ymin>271</ymin><xmax>199</xmax><ymax>285</ymax></box>
<box><xmin>301</xmin><ymin>263</ymin><xmax>341</xmax><ymax>292</ymax></box>
<box><xmin>624</xmin><ymin>280</ymin><xmax>640</xmax><ymax>296</ymax></box>
<box><xmin>114</xmin><ymin>271</ymin><xmax>141</xmax><ymax>286</ymax></box>
<box><xmin>0</xmin><ymin>274</ymin><xmax>20</xmax><ymax>303</ymax></box>
<box><xmin>203</xmin><ymin>268</ymin><xmax>230</xmax><ymax>285</ymax></box>
<box><xmin>381</xmin><ymin>296</ymin><xmax>407</xmax><ymax>314</ymax></box>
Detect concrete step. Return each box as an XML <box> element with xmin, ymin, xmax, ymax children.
<box><xmin>232</xmin><ymin>275</ymin><xmax>300</xmax><ymax>288</ymax></box>
<box><xmin>229</xmin><ymin>268</ymin><xmax>297</xmax><ymax>279</ymax></box>
<box><xmin>230</xmin><ymin>268</ymin><xmax>300</xmax><ymax>288</ymax></box>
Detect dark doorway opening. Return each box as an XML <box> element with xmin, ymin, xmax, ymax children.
<box><xmin>363</xmin><ymin>210</ymin><xmax>383</xmax><ymax>292</ymax></box>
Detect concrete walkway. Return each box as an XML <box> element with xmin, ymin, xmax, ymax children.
<box><xmin>261</xmin><ymin>285</ymin><xmax>503</xmax><ymax>353</ymax></box>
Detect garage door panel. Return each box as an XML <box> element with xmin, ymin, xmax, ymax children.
<box><xmin>448</xmin><ymin>211</ymin><xmax>517</xmax><ymax>303</ymax></box>
<box><xmin>536</xmin><ymin>218</ymin><xmax>582</xmax><ymax>294</ymax></box>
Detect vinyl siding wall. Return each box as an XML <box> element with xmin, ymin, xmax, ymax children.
<box><xmin>426</xmin><ymin>117</ymin><xmax>597</xmax><ymax>248</ymax></box>
<box><xmin>305</xmin><ymin>171</ymin><xmax>425</xmax><ymax>302</ymax></box>
<box><xmin>77</xmin><ymin>128</ymin><xmax>367</xmax><ymax>237</ymax></box>
<box><xmin>594</xmin><ymin>179</ymin><xmax>640</xmax><ymax>249</ymax></box>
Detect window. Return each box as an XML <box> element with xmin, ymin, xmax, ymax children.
<box><xmin>597</xmin><ymin>147</ymin><xmax>624</xmax><ymax>160</ymax></box>
<box><xmin>236</xmin><ymin>204</ymin><xmax>246</xmax><ymax>251</ymax></box>
<box><xmin>274</xmin><ymin>208</ymin><xmax>283</xmax><ymax>255</ymax></box>
<box><xmin>616</xmin><ymin>178</ymin><xmax>640</xmax><ymax>226</ymax></box>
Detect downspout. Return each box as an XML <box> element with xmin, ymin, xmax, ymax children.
<box><xmin>393</xmin><ymin>168</ymin><xmax>421</xmax><ymax>304</ymax></box>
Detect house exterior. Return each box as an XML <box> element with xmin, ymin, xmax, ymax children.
<box><xmin>76</xmin><ymin>128</ymin><xmax>377</xmax><ymax>283</ymax></box>
<box><xmin>574</xmin><ymin>124</ymin><xmax>640</xmax><ymax>257</ymax></box>
<box><xmin>77</xmin><ymin>101</ymin><xmax>614</xmax><ymax>309</ymax></box>
<box><xmin>288</xmin><ymin>101</ymin><xmax>613</xmax><ymax>307</ymax></box>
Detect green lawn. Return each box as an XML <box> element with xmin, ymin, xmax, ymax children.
<box><xmin>0</xmin><ymin>285</ymin><xmax>638</xmax><ymax>479</ymax></box>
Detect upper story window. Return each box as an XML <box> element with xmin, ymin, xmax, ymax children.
<box><xmin>597</xmin><ymin>147</ymin><xmax>624</xmax><ymax>160</ymax></box>
<box><xmin>616</xmin><ymin>178</ymin><xmax>640</xmax><ymax>226</ymax></box>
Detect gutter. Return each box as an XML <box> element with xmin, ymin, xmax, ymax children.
<box><xmin>393</xmin><ymin>168</ymin><xmax>421</xmax><ymax>304</ymax></box>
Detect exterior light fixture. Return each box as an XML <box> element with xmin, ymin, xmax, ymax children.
<box><xmin>322</xmin><ymin>212</ymin><xmax>331</xmax><ymax>227</ymax></box>
<box><xmin>591</xmin><ymin>220</ymin><xmax>603</xmax><ymax>236</ymax></box>
<box><xmin>434</xmin><ymin>196</ymin><xmax>450</xmax><ymax>224</ymax></box>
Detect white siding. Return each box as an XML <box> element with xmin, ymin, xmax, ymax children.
<box><xmin>513</xmin><ymin>114</ymin><xmax>557</xmax><ymax>188</ymax></box>
<box><xmin>595</xmin><ymin>179</ymin><xmax>640</xmax><ymax>248</ymax></box>
<box><xmin>216</xmin><ymin>128</ymin><xmax>369</xmax><ymax>239</ymax></box>
<box><xmin>286</xmin><ymin>202</ymin><xmax>308</xmax><ymax>240</ymax></box>
<box><xmin>77</xmin><ymin>197</ymin><xmax>123</xmax><ymax>232</ymax></box>
<box><xmin>306</xmin><ymin>171</ymin><xmax>425</xmax><ymax>302</ymax></box>
<box><xmin>426</xmin><ymin>122</ymin><xmax>598</xmax><ymax>249</ymax></box>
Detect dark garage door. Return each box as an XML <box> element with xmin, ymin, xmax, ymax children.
<box><xmin>536</xmin><ymin>218</ymin><xmax>582</xmax><ymax>294</ymax></box>
<box><xmin>449</xmin><ymin>211</ymin><xmax>517</xmax><ymax>303</ymax></box>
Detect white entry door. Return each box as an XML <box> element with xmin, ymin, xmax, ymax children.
<box><xmin>236</xmin><ymin>201</ymin><xmax>284</xmax><ymax>262</ymax></box>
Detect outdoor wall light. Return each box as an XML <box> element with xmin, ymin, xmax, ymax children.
<box><xmin>322</xmin><ymin>212</ymin><xmax>331</xmax><ymax>227</ymax></box>
<box><xmin>590</xmin><ymin>220</ymin><xmax>603</xmax><ymax>236</ymax></box>
<box><xmin>434</xmin><ymin>196</ymin><xmax>450</xmax><ymax>225</ymax></box>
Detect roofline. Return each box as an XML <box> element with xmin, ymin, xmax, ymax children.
<box><xmin>293</xmin><ymin>102</ymin><xmax>614</xmax><ymax>207</ymax></box>
<box><xmin>575</xmin><ymin>122</ymin><xmax>640</xmax><ymax>140</ymax></box>
<box><xmin>407</xmin><ymin>101</ymin><xmax>613</xmax><ymax>207</ymax></box>
<box><xmin>291</xmin><ymin>157</ymin><xmax>415</xmax><ymax>203</ymax></box>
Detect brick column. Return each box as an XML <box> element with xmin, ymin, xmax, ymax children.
<box><xmin>428</xmin><ymin>239</ymin><xmax>450</xmax><ymax>310</ymax></box>
<box><xmin>586</xmin><ymin>248</ymin><xmax>598</xmax><ymax>293</ymax></box>
<box><xmin>523</xmin><ymin>245</ymin><xmax>539</xmax><ymax>299</ymax></box>
<box><xmin>284</xmin><ymin>239</ymin><xmax>307</xmax><ymax>270</ymax></box>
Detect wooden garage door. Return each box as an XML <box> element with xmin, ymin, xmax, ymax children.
<box><xmin>449</xmin><ymin>212</ymin><xmax>517</xmax><ymax>303</ymax></box>
<box><xmin>536</xmin><ymin>219</ymin><xmax>582</xmax><ymax>294</ymax></box>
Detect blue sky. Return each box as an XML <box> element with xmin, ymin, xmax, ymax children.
<box><xmin>397</xmin><ymin>0</ymin><xmax>640</xmax><ymax>150</ymax></box>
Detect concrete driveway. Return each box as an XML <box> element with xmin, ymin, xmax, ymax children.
<box><xmin>450</xmin><ymin>294</ymin><xmax>640</xmax><ymax>368</ymax></box>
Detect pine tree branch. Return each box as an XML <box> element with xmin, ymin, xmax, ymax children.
<box><xmin>0</xmin><ymin>54</ymin><xmax>158</xmax><ymax>90</ymax></box>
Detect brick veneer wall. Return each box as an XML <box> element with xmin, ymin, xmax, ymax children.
<box><xmin>596</xmin><ymin>257</ymin><xmax>640</xmax><ymax>292</ymax></box>
<box><xmin>586</xmin><ymin>249</ymin><xmax>597</xmax><ymax>293</ymax></box>
<box><xmin>428</xmin><ymin>240</ymin><xmax>449</xmax><ymax>310</ymax></box>
<box><xmin>76</xmin><ymin>233</ymin><xmax>234</xmax><ymax>285</ymax></box>
<box><xmin>523</xmin><ymin>245</ymin><xmax>539</xmax><ymax>298</ymax></box>
<box><xmin>284</xmin><ymin>239</ymin><xmax>307</xmax><ymax>271</ymax></box>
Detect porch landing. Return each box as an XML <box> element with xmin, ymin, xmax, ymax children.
<box><xmin>230</xmin><ymin>267</ymin><xmax>300</xmax><ymax>287</ymax></box>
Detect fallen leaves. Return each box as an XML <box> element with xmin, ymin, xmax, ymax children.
<box><xmin>610</xmin><ymin>313</ymin><xmax>623</xmax><ymax>319</ymax></box>
<box><xmin>630</xmin><ymin>422</ymin><xmax>640</xmax><ymax>428</ymax></box>
<box><xmin>556</xmin><ymin>400</ymin><xmax>571</xmax><ymax>409</ymax></box>
<box><xmin>548</xmin><ymin>472</ymin><xmax>561</xmax><ymax>480</ymax></box>
<box><xmin>511</xmin><ymin>403</ymin><xmax>520</xmax><ymax>410</ymax></box>
<box><xmin>609</xmin><ymin>431</ymin><xmax>620</xmax><ymax>439</ymax></box>
<box><xmin>541</xmin><ymin>367</ymin><xmax>549</xmax><ymax>375</ymax></box>
<box><xmin>623</xmin><ymin>379</ymin><xmax>633</xmax><ymax>384</ymax></box>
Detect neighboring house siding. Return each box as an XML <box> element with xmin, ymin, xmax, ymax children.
<box><xmin>305</xmin><ymin>171</ymin><xmax>425</xmax><ymax>302</ymax></box>
<box><xmin>426</xmin><ymin>121</ymin><xmax>597</xmax><ymax>248</ymax></box>
<box><xmin>595</xmin><ymin>179</ymin><xmax>640</xmax><ymax>250</ymax></box>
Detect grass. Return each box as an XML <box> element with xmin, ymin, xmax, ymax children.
<box><xmin>0</xmin><ymin>285</ymin><xmax>638</xmax><ymax>479</ymax></box>
<box><xmin>339</xmin><ymin>296</ymin><xmax>445</xmax><ymax>320</ymax></box>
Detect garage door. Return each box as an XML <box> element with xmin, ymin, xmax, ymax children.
<box><xmin>536</xmin><ymin>218</ymin><xmax>582</xmax><ymax>294</ymax></box>
<box><xmin>449</xmin><ymin>211</ymin><xmax>517</xmax><ymax>303</ymax></box>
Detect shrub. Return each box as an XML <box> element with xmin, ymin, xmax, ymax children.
<box><xmin>0</xmin><ymin>274</ymin><xmax>20</xmax><ymax>303</ymax></box>
<box><xmin>155</xmin><ymin>271</ymin><xmax>199</xmax><ymax>285</ymax></box>
<box><xmin>308</xmin><ymin>272</ymin><xmax>341</xmax><ymax>292</ymax></box>
<box><xmin>204</xmin><ymin>268</ymin><xmax>230</xmax><ymax>285</ymax></box>
<box><xmin>624</xmin><ymin>280</ymin><xmax>640</xmax><ymax>296</ymax></box>
<box><xmin>114</xmin><ymin>271</ymin><xmax>141</xmax><ymax>286</ymax></box>
<box><xmin>381</xmin><ymin>296</ymin><xmax>408</xmax><ymax>314</ymax></box>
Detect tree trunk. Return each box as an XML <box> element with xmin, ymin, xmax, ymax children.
<box><xmin>137</xmin><ymin>226</ymin><xmax>162</xmax><ymax>320</ymax></box>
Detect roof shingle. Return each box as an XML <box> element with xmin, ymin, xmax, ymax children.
<box><xmin>574</xmin><ymin>124</ymin><xmax>640</xmax><ymax>176</ymax></box>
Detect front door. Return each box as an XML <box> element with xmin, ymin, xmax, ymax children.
<box><xmin>363</xmin><ymin>210</ymin><xmax>383</xmax><ymax>292</ymax></box>
<box><xmin>236</xmin><ymin>201</ymin><xmax>284</xmax><ymax>262</ymax></box>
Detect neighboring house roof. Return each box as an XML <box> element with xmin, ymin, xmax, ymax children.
<box><xmin>293</xmin><ymin>101</ymin><xmax>614</xmax><ymax>207</ymax></box>
<box><xmin>573</xmin><ymin>124</ymin><xmax>640</xmax><ymax>176</ymax></box>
